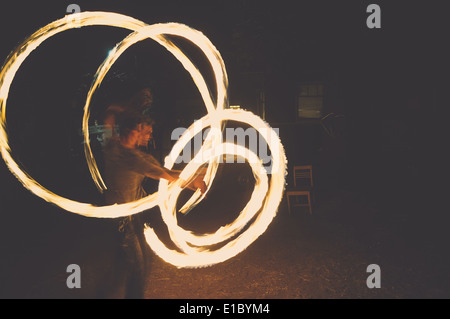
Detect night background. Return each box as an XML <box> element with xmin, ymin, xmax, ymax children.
<box><xmin>0</xmin><ymin>0</ymin><xmax>448</xmax><ymax>299</ymax></box>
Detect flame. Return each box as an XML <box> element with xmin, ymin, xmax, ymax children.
<box><xmin>0</xmin><ymin>12</ymin><xmax>287</xmax><ymax>268</ymax></box>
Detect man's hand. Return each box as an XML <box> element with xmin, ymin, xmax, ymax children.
<box><xmin>190</xmin><ymin>175</ymin><xmax>207</xmax><ymax>194</ymax></box>
<box><xmin>182</xmin><ymin>170</ymin><xmax>207</xmax><ymax>194</ymax></box>
<box><xmin>166</xmin><ymin>168</ymin><xmax>207</xmax><ymax>194</ymax></box>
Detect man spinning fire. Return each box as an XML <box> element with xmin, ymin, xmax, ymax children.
<box><xmin>101</xmin><ymin>88</ymin><xmax>205</xmax><ymax>298</ymax></box>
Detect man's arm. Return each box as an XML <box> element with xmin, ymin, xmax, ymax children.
<box><xmin>135</xmin><ymin>150</ymin><xmax>206</xmax><ymax>194</ymax></box>
<box><xmin>145</xmin><ymin>168</ymin><xmax>206</xmax><ymax>194</ymax></box>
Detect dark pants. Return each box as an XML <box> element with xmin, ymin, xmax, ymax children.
<box><xmin>116</xmin><ymin>213</ymin><xmax>150</xmax><ymax>298</ymax></box>
<box><xmin>96</xmin><ymin>210</ymin><xmax>152</xmax><ymax>299</ymax></box>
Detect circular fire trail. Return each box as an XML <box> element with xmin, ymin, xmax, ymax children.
<box><xmin>0</xmin><ymin>12</ymin><xmax>287</xmax><ymax>268</ymax></box>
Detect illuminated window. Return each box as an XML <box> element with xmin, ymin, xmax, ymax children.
<box><xmin>298</xmin><ymin>82</ymin><xmax>324</xmax><ymax>119</ymax></box>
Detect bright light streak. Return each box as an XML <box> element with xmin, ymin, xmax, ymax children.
<box><xmin>0</xmin><ymin>12</ymin><xmax>287</xmax><ymax>268</ymax></box>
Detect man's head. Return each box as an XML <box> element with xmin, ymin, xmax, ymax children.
<box><xmin>118</xmin><ymin>112</ymin><xmax>154</xmax><ymax>148</ymax></box>
<box><xmin>137</xmin><ymin>116</ymin><xmax>155</xmax><ymax>147</ymax></box>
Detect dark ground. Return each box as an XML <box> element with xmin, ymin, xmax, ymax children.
<box><xmin>1</xmin><ymin>161</ymin><xmax>448</xmax><ymax>299</ymax></box>
<box><xmin>144</xmin><ymin>190</ymin><xmax>450</xmax><ymax>299</ymax></box>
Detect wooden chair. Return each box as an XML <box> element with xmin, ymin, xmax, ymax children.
<box><xmin>286</xmin><ymin>165</ymin><xmax>314</xmax><ymax>215</ymax></box>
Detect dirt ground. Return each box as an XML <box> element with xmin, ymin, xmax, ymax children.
<box><xmin>144</xmin><ymin>189</ymin><xmax>450</xmax><ymax>299</ymax></box>
<box><xmin>1</xmin><ymin>163</ymin><xmax>449</xmax><ymax>299</ymax></box>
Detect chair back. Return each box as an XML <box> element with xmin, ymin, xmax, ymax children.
<box><xmin>293</xmin><ymin>165</ymin><xmax>313</xmax><ymax>187</ymax></box>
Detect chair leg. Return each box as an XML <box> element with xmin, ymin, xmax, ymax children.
<box><xmin>307</xmin><ymin>192</ymin><xmax>312</xmax><ymax>215</ymax></box>
<box><xmin>287</xmin><ymin>194</ymin><xmax>291</xmax><ymax>214</ymax></box>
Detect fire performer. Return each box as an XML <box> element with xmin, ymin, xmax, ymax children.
<box><xmin>102</xmin><ymin>111</ymin><xmax>206</xmax><ymax>298</ymax></box>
